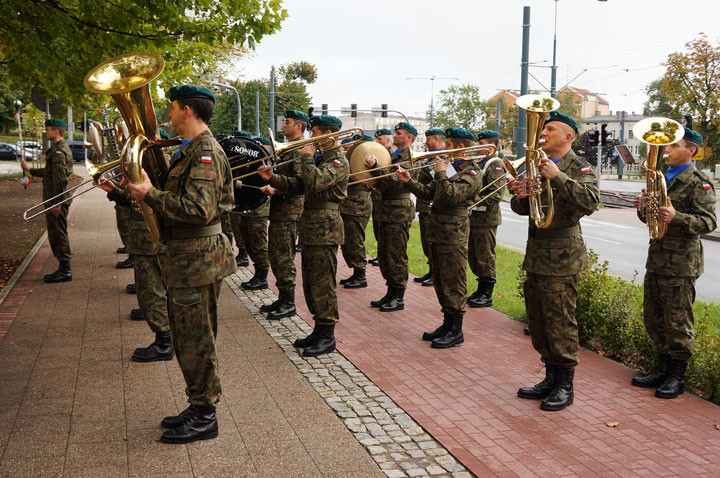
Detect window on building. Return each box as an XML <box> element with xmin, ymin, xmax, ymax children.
<box><xmin>628</xmin><ymin>130</ymin><xmax>634</xmax><ymax>139</ymax></box>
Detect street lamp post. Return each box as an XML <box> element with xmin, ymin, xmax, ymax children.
<box><xmin>406</xmin><ymin>75</ymin><xmax>459</xmax><ymax>128</ymax></box>
<box><xmin>212</xmin><ymin>81</ymin><xmax>242</xmax><ymax>131</ymax></box>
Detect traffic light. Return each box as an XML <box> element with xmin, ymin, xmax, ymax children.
<box><xmin>600</xmin><ymin>123</ymin><xmax>611</xmax><ymax>146</ymax></box>
<box><xmin>321</xmin><ymin>103</ymin><xmax>328</xmax><ymax>115</ymax></box>
<box><xmin>587</xmin><ymin>130</ymin><xmax>599</xmax><ymax>147</ymax></box>
<box><xmin>307</xmin><ymin>106</ymin><xmax>314</xmax><ymax>117</ymax></box>
<box><xmin>351</xmin><ymin>103</ymin><xmax>357</xmax><ymax>118</ymax></box>
<box><xmin>381</xmin><ymin>104</ymin><xmax>388</xmax><ymax>118</ymax></box>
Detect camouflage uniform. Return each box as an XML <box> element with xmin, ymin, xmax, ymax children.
<box><xmin>144</xmin><ymin>129</ymin><xmax>236</xmax><ymax>407</ymax></box>
<box><xmin>469</xmin><ymin>156</ymin><xmax>506</xmax><ymax>283</ymax></box>
<box><xmin>415</xmin><ymin>160</ymin><xmax>434</xmax><ymax>267</ymax></box>
<box><xmin>116</xmin><ymin>203</ymin><xmax>133</xmax><ymax>250</ymax></box>
<box><xmin>339</xmin><ymin>182</ymin><xmax>372</xmax><ymax>270</ymax></box>
<box><xmin>230</xmin><ymin>200</ymin><xmax>269</xmax><ymax>271</ymax></box>
<box><xmin>370</xmin><ymin>188</ymin><xmax>382</xmax><ymax>254</ymax></box>
<box><xmin>29</xmin><ymin>139</ymin><xmax>73</xmax><ymax>262</ymax></box>
<box><xmin>510</xmin><ymin>150</ymin><xmax>599</xmax><ymax>368</ymax></box>
<box><xmin>220</xmin><ymin>210</ymin><xmax>234</xmax><ymax>246</ymax></box>
<box><xmin>640</xmin><ymin>165</ymin><xmax>716</xmax><ymax>360</ymax></box>
<box><xmin>269</xmin><ymin>146</ymin><xmax>348</xmax><ymax>325</ymax></box>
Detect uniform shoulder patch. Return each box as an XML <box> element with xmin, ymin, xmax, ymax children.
<box><xmin>333</xmin><ymin>159</ymin><xmax>342</xmax><ymax>166</ymax></box>
<box><xmin>468</xmin><ymin>170</ymin><xmax>477</xmax><ymax>176</ymax></box>
<box><xmin>200</xmin><ymin>155</ymin><xmax>212</xmax><ymax>164</ymax></box>
<box><xmin>580</xmin><ymin>166</ymin><xmax>592</xmax><ymax>173</ymax></box>
<box><xmin>495</xmin><ymin>166</ymin><xmax>503</xmax><ymax>171</ymax></box>
<box><xmin>55</xmin><ymin>150</ymin><xmax>63</xmax><ymax>155</ymax></box>
<box><xmin>703</xmin><ymin>183</ymin><xmax>712</xmax><ymax>190</ymax></box>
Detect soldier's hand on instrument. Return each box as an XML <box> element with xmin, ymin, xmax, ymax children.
<box><xmin>98</xmin><ymin>180</ymin><xmax>114</xmax><ymax>193</ymax></box>
<box><xmin>257</xmin><ymin>165</ymin><xmax>274</xmax><ymax>181</ymax></box>
<box><xmin>364</xmin><ymin>155</ymin><xmax>377</xmax><ymax>169</ymax></box>
<box><xmin>395</xmin><ymin>165</ymin><xmax>411</xmax><ymax>183</ymax></box>
<box><xmin>128</xmin><ymin>169</ymin><xmax>152</xmax><ymax>202</ymax></box>
<box><xmin>260</xmin><ymin>185</ymin><xmax>276</xmax><ymax>196</ymax></box>
<box><xmin>658</xmin><ymin>198</ymin><xmax>676</xmax><ymax>224</ymax></box>
<box><xmin>508</xmin><ymin>179</ymin><xmax>528</xmax><ymax>198</ymax></box>
<box><xmin>20</xmin><ymin>158</ymin><xmax>30</xmax><ymax>172</ymax></box>
<box><xmin>539</xmin><ymin>157</ymin><xmax>559</xmax><ymax>179</ymax></box>
<box><xmin>433</xmin><ymin>157</ymin><xmax>447</xmax><ymax>173</ymax></box>
<box><xmin>634</xmin><ymin>189</ymin><xmax>646</xmax><ymax>211</ymax></box>
<box><xmin>298</xmin><ymin>144</ymin><xmax>315</xmax><ymax>156</ymax></box>
<box><xmin>50</xmin><ymin>205</ymin><xmax>61</xmax><ymax>217</ymax></box>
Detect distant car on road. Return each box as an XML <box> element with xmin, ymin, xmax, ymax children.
<box><xmin>67</xmin><ymin>141</ymin><xmax>95</xmax><ymax>163</ymax></box>
<box><xmin>16</xmin><ymin>141</ymin><xmax>42</xmax><ymax>160</ymax></box>
<box><xmin>0</xmin><ymin>142</ymin><xmax>34</xmax><ymax>161</ymax></box>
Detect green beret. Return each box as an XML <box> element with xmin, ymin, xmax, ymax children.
<box><xmin>395</xmin><ymin>122</ymin><xmax>418</xmax><ymax>137</ymax></box>
<box><xmin>257</xmin><ymin>136</ymin><xmax>271</xmax><ymax>146</ymax></box>
<box><xmin>425</xmin><ymin>128</ymin><xmax>445</xmax><ymax>137</ymax></box>
<box><xmin>285</xmin><ymin>109</ymin><xmax>309</xmax><ymax>124</ymax></box>
<box><xmin>158</xmin><ymin>127</ymin><xmax>169</xmax><ymax>140</ymax></box>
<box><xmin>309</xmin><ymin>114</ymin><xmax>342</xmax><ymax>128</ymax></box>
<box><xmin>168</xmin><ymin>85</ymin><xmax>215</xmax><ymax>104</ymax></box>
<box><xmin>45</xmin><ymin>118</ymin><xmax>67</xmax><ymax>129</ymax></box>
<box><xmin>683</xmin><ymin>126</ymin><xmax>703</xmax><ymax>145</ymax></box>
<box><xmin>445</xmin><ymin>127</ymin><xmax>475</xmax><ymax>141</ymax></box>
<box><xmin>362</xmin><ymin>134</ymin><xmax>374</xmax><ymax>142</ymax></box>
<box><xmin>341</xmin><ymin>137</ymin><xmax>355</xmax><ymax>145</ymax></box>
<box><xmin>233</xmin><ymin>130</ymin><xmax>251</xmax><ymax>138</ymax></box>
<box><xmin>546</xmin><ymin>111</ymin><xmax>578</xmax><ymax>134</ymax></box>
<box><xmin>375</xmin><ymin>128</ymin><xmax>392</xmax><ymax>137</ymax></box>
<box><xmin>476</xmin><ymin>130</ymin><xmax>500</xmax><ymax>140</ymax></box>
<box><xmin>216</xmin><ymin>133</ymin><xmax>230</xmax><ymax>140</ymax></box>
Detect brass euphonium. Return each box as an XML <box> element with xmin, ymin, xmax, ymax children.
<box><xmin>517</xmin><ymin>94</ymin><xmax>560</xmax><ymax>229</ymax></box>
<box><xmin>633</xmin><ymin>117</ymin><xmax>683</xmax><ymax>240</ymax></box>
<box><xmin>83</xmin><ymin>52</ymin><xmax>168</xmax><ymax>244</ymax></box>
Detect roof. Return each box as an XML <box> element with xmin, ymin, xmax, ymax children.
<box><xmin>558</xmin><ymin>86</ymin><xmax>609</xmax><ymax>105</ymax></box>
<box><xmin>582</xmin><ymin>114</ymin><xmax>647</xmax><ymax>123</ymax></box>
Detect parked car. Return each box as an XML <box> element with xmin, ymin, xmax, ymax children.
<box><xmin>0</xmin><ymin>142</ymin><xmax>34</xmax><ymax>161</ymax></box>
<box><xmin>67</xmin><ymin>141</ymin><xmax>95</xmax><ymax>163</ymax></box>
<box><xmin>16</xmin><ymin>141</ymin><xmax>42</xmax><ymax>160</ymax></box>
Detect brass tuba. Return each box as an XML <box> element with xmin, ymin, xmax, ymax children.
<box><xmin>633</xmin><ymin>117</ymin><xmax>683</xmax><ymax>240</ymax></box>
<box><xmin>517</xmin><ymin>94</ymin><xmax>560</xmax><ymax>229</ymax></box>
<box><xmin>83</xmin><ymin>52</ymin><xmax>168</xmax><ymax>244</ymax></box>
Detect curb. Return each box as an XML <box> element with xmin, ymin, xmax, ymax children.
<box><xmin>0</xmin><ymin>230</ymin><xmax>47</xmax><ymax>308</ymax></box>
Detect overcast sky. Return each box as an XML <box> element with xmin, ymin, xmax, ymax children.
<box><xmin>230</xmin><ymin>0</ymin><xmax>719</xmax><ymax>119</ymax></box>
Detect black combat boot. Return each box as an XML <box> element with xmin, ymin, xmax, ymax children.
<box><xmin>268</xmin><ymin>289</ymin><xmax>296</xmax><ymax>320</ymax></box>
<box><xmin>116</xmin><ymin>246</ymin><xmax>127</xmax><ymax>254</ymax></box>
<box><xmin>540</xmin><ymin>367</ymin><xmax>574</xmax><ymax>411</ymax></box>
<box><xmin>379</xmin><ymin>287</ymin><xmax>405</xmax><ymax>312</ymax></box>
<box><xmin>126</xmin><ymin>283</ymin><xmax>136</xmax><ymax>294</ymax></box>
<box><xmin>431</xmin><ymin>315</ymin><xmax>464</xmax><ymax>349</ymax></box>
<box><xmin>161</xmin><ymin>406</ymin><xmax>195</xmax><ymax>428</ymax></box>
<box><xmin>130</xmin><ymin>308</ymin><xmax>144</xmax><ymax>321</ymax></box>
<box><xmin>116</xmin><ymin>255</ymin><xmax>134</xmax><ymax>269</ymax></box>
<box><xmin>339</xmin><ymin>269</ymin><xmax>357</xmax><ymax>285</ymax></box>
<box><xmin>414</xmin><ymin>266</ymin><xmax>432</xmax><ymax>283</ymax></box>
<box><xmin>160</xmin><ymin>405</ymin><xmax>218</xmax><ymax>444</ymax></box>
<box><xmin>468</xmin><ymin>281</ymin><xmax>494</xmax><ymax>308</ymax></box>
<box><xmin>370</xmin><ymin>286</ymin><xmax>392</xmax><ymax>308</ymax></box>
<box><xmin>517</xmin><ymin>365</ymin><xmax>556</xmax><ymax>399</ymax></box>
<box><xmin>131</xmin><ymin>331</ymin><xmax>174</xmax><ymax>362</ymax></box>
<box><xmin>235</xmin><ymin>249</ymin><xmax>249</xmax><ymax>267</ymax></box>
<box><xmin>368</xmin><ymin>257</ymin><xmax>379</xmax><ymax>266</ymax></box>
<box><xmin>422</xmin><ymin>314</ymin><xmax>451</xmax><ymax>341</ymax></box>
<box><xmin>302</xmin><ymin>324</ymin><xmax>336</xmax><ymax>357</ymax></box>
<box><xmin>421</xmin><ymin>275</ymin><xmax>433</xmax><ymax>287</ymax></box>
<box><xmin>344</xmin><ymin>268</ymin><xmax>367</xmax><ymax>289</ymax></box>
<box><xmin>260</xmin><ymin>292</ymin><xmax>283</xmax><ymax>313</ymax></box>
<box><xmin>294</xmin><ymin>323</ymin><xmax>319</xmax><ymax>348</ymax></box>
<box><xmin>631</xmin><ymin>353</ymin><xmax>671</xmax><ymax>388</ymax></box>
<box><xmin>44</xmin><ymin>261</ymin><xmax>72</xmax><ymax>283</ymax></box>
<box><xmin>655</xmin><ymin>358</ymin><xmax>688</xmax><ymax>399</ymax></box>
<box><xmin>242</xmin><ymin>268</ymin><xmax>268</xmax><ymax>290</ymax></box>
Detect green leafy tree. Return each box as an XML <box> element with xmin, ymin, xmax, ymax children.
<box><xmin>556</xmin><ymin>93</ymin><xmax>582</xmax><ymax>126</ymax></box>
<box><xmin>643</xmin><ymin>78</ymin><xmax>678</xmax><ymax>119</ymax></box>
<box><xmin>431</xmin><ymin>84</ymin><xmax>484</xmax><ymax>131</ymax></box>
<box><xmin>478</xmin><ymin>96</ymin><xmax>519</xmax><ymax>155</ymax></box>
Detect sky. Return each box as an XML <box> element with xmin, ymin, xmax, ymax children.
<box><xmin>228</xmin><ymin>0</ymin><xmax>720</xmax><ymax>120</ymax></box>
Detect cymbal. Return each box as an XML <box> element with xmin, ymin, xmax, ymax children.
<box><xmin>347</xmin><ymin>141</ymin><xmax>392</xmax><ymax>186</ymax></box>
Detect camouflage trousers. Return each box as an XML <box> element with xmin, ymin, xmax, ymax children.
<box><xmin>523</xmin><ymin>272</ymin><xmax>580</xmax><ymax>368</ymax></box>
<box><xmin>340</xmin><ymin>213</ymin><xmax>369</xmax><ymax>270</ymax></box>
<box><xmin>302</xmin><ymin>244</ymin><xmax>339</xmax><ymax>325</ymax></box>
<box><xmin>115</xmin><ymin>204</ymin><xmax>132</xmax><ymax>249</ymax></box>
<box><xmin>231</xmin><ymin>213</ymin><xmax>268</xmax><ymax>270</ymax></box>
<box><xmin>46</xmin><ymin>203</ymin><xmax>71</xmax><ymax>262</ymax></box>
<box><xmin>133</xmin><ymin>254</ymin><xmax>169</xmax><ymax>334</ymax></box>
<box><xmin>376</xmin><ymin>221</ymin><xmax>411</xmax><ymax>288</ymax></box>
<box><xmin>220</xmin><ymin>211</ymin><xmax>235</xmax><ymax>247</ymax></box>
<box><xmin>429</xmin><ymin>242</ymin><xmax>468</xmax><ymax>316</ymax></box>
<box><xmin>418</xmin><ymin>212</ymin><xmax>432</xmax><ymax>263</ymax></box>
<box><xmin>167</xmin><ymin>281</ymin><xmax>222</xmax><ymax>408</ymax></box>
<box><xmin>371</xmin><ymin>200</ymin><xmax>381</xmax><ymax>245</ymax></box>
<box><xmin>468</xmin><ymin>226</ymin><xmax>498</xmax><ymax>282</ymax></box>
<box><xmin>268</xmin><ymin>220</ymin><xmax>298</xmax><ymax>292</ymax></box>
<box><xmin>643</xmin><ymin>272</ymin><xmax>696</xmax><ymax>360</ymax></box>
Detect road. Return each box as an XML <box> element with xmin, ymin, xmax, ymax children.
<box><xmin>497</xmin><ymin>201</ymin><xmax>720</xmax><ymax>302</ymax></box>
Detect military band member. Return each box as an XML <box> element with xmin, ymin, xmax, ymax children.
<box><xmin>468</xmin><ymin>130</ymin><xmax>506</xmax><ymax>308</ymax></box>
<box><xmin>21</xmin><ymin>118</ymin><xmax>74</xmax><ymax>283</ymax></box>
<box><xmin>259</xmin><ymin>110</ymin><xmax>307</xmax><ymax>319</ymax></box>
<box><xmin>232</xmin><ymin>195</ymin><xmax>270</xmax><ymax>290</ymax></box>
<box><xmin>259</xmin><ymin>115</ymin><xmax>349</xmax><ymax>357</ymax></box>
<box><xmin>631</xmin><ymin>127</ymin><xmax>716</xmax><ymax>399</ymax></box>
<box><xmin>368</xmin><ymin>128</ymin><xmax>393</xmax><ymax>267</ymax></box>
<box><xmin>374</xmin><ymin>128</ymin><xmax>393</xmax><ymax>150</ymax></box>
<box><xmin>366</xmin><ymin>122</ymin><xmax>417</xmax><ymax>312</ymax></box>
<box><xmin>413</xmin><ymin>128</ymin><xmax>445</xmax><ymax>287</ymax></box>
<box><xmin>510</xmin><ymin>112</ymin><xmax>599</xmax><ymax>411</ymax></box>
<box><xmin>129</xmin><ymin>85</ymin><xmax>236</xmax><ymax>443</ymax></box>
<box><xmin>339</xmin><ymin>135</ymin><xmax>374</xmax><ymax>289</ymax></box>
<box><xmin>397</xmin><ymin>128</ymin><xmax>481</xmax><ymax>348</ymax></box>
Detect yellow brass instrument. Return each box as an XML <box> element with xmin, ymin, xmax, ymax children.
<box><xmin>347</xmin><ymin>141</ymin><xmax>392</xmax><ymax>186</ymax></box>
<box><xmin>517</xmin><ymin>94</ymin><xmax>560</xmax><ymax>229</ymax></box>
<box><xmin>83</xmin><ymin>52</ymin><xmax>169</xmax><ymax>244</ymax></box>
<box><xmin>466</xmin><ymin>157</ymin><xmax>526</xmax><ymax>210</ymax></box>
<box><xmin>633</xmin><ymin>117</ymin><xmax>683</xmax><ymax>240</ymax></box>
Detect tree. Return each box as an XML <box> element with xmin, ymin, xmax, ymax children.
<box><xmin>0</xmin><ymin>67</ymin><xmax>25</xmax><ymax>134</ymax></box>
<box><xmin>478</xmin><ymin>96</ymin><xmax>518</xmax><ymax>155</ymax></box>
<box><xmin>0</xmin><ymin>1</ymin><xmax>287</xmax><ymax>104</ymax></box>
<box><xmin>431</xmin><ymin>84</ymin><xmax>484</xmax><ymax>131</ymax></box>
<box><xmin>643</xmin><ymin>78</ymin><xmax>678</xmax><ymax>118</ymax></box>
<box><xmin>556</xmin><ymin>93</ymin><xmax>582</xmax><ymax>126</ymax></box>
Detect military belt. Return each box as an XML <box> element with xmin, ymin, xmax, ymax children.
<box><xmin>304</xmin><ymin>201</ymin><xmax>338</xmax><ymax>210</ymax></box>
<box><xmin>382</xmin><ymin>193</ymin><xmax>411</xmax><ymax>200</ymax></box>
<box><xmin>432</xmin><ymin>206</ymin><xmax>469</xmax><ymax>217</ymax></box>
<box><xmin>528</xmin><ymin>225</ymin><xmax>580</xmax><ymax>239</ymax></box>
<box><xmin>664</xmin><ymin>232</ymin><xmax>694</xmax><ymax>238</ymax></box>
<box><xmin>166</xmin><ymin>223</ymin><xmax>222</xmax><ymax>240</ymax></box>
<box><xmin>347</xmin><ymin>189</ymin><xmax>371</xmax><ymax>197</ymax></box>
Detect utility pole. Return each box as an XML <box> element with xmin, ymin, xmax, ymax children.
<box><xmin>496</xmin><ymin>100</ymin><xmax>501</xmax><ymax>133</ymax></box>
<box><xmin>550</xmin><ymin>0</ymin><xmax>559</xmax><ymax>98</ymax></box>
<box><xmin>211</xmin><ymin>81</ymin><xmax>242</xmax><ymax>131</ymax></box>
<box><xmin>516</xmin><ymin>6</ymin><xmax>531</xmax><ymax>159</ymax></box>
<box><xmin>618</xmin><ymin>111</ymin><xmax>625</xmax><ymax>179</ymax></box>
<box><xmin>406</xmin><ymin>75</ymin><xmax>458</xmax><ymax>128</ymax></box>
<box><xmin>255</xmin><ymin>91</ymin><xmax>260</xmax><ymax>136</ymax></box>
<box><xmin>269</xmin><ymin>66</ymin><xmax>276</xmax><ymax>137</ymax></box>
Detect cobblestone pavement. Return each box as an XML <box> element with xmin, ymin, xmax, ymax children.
<box><xmin>227</xmin><ymin>270</ymin><xmax>472</xmax><ymax>478</ymax></box>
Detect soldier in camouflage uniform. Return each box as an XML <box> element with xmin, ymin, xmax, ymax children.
<box><xmin>366</xmin><ymin>122</ymin><xmax>418</xmax><ymax>312</ymax></box>
<box><xmin>468</xmin><ymin>130</ymin><xmax>506</xmax><ymax>308</ymax></box>
<box><xmin>115</xmin><ymin>204</ymin><xmax>135</xmax><ymax>272</ymax></box>
<box><xmin>398</xmin><ymin>128</ymin><xmax>482</xmax><ymax>348</ymax></box>
<box><xmin>368</xmin><ymin>129</ymin><xmax>393</xmax><ymax>267</ymax></box>
<box><xmin>22</xmin><ymin>119</ymin><xmax>74</xmax><ymax>283</ymax></box>
<box><xmin>510</xmin><ymin>112</ymin><xmax>599</xmax><ymax>412</ymax></box>
<box><xmin>260</xmin><ymin>114</ymin><xmax>349</xmax><ymax>357</ymax></box>
<box><xmin>129</xmin><ymin>85</ymin><xmax>236</xmax><ymax>444</ymax></box>
<box><xmin>231</xmin><ymin>199</ymin><xmax>269</xmax><ymax>290</ymax></box>
<box><xmin>259</xmin><ymin>110</ymin><xmax>307</xmax><ymax>319</ymax></box>
<box><xmin>631</xmin><ymin>126</ymin><xmax>717</xmax><ymax>399</ymax></box>
<box><xmin>413</xmin><ymin>128</ymin><xmax>445</xmax><ymax>287</ymax></box>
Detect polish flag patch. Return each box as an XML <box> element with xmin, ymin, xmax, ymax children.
<box><xmin>495</xmin><ymin>167</ymin><xmax>503</xmax><ymax>171</ymax></box>
<box><xmin>333</xmin><ymin>159</ymin><xmax>342</xmax><ymax>165</ymax></box>
<box><xmin>469</xmin><ymin>170</ymin><xmax>477</xmax><ymax>176</ymax></box>
<box><xmin>703</xmin><ymin>183</ymin><xmax>712</xmax><ymax>190</ymax></box>
<box><xmin>200</xmin><ymin>156</ymin><xmax>212</xmax><ymax>164</ymax></box>
<box><xmin>581</xmin><ymin>166</ymin><xmax>592</xmax><ymax>173</ymax></box>
<box><xmin>55</xmin><ymin>151</ymin><xmax>63</xmax><ymax>155</ymax></box>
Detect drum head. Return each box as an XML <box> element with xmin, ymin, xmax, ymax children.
<box><xmin>347</xmin><ymin>141</ymin><xmax>392</xmax><ymax>186</ymax></box>
<box><xmin>220</xmin><ymin>136</ymin><xmax>269</xmax><ymax>213</ymax></box>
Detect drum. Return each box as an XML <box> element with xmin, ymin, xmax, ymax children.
<box><xmin>347</xmin><ymin>141</ymin><xmax>392</xmax><ymax>186</ymax></box>
<box><xmin>219</xmin><ymin>136</ymin><xmax>270</xmax><ymax>213</ymax></box>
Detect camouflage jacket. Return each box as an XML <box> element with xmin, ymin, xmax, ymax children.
<box><xmin>269</xmin><ymin>149</ymin><xmax>304</xmax><ymax>221</ymax></box>
<box><xmin>238</xmin><ymin>197</ymin><xmax>270</xmax><ymax>218</ymax></box>
<box><xmin>270</xmin><ymin>146</ymin><xmax>349</xmax><ymax>246</ymax></box>
<box><xmin>29</xmin><ymin>139</ymin><xmax>73</xmax><ymax>205</ymax></box>
<box><xmin>642</xmin><ymin>165</ymin><xmax>717</xmax><ymax>277</ymax></box>
<box><xmin>470</xmin><ymin>156</ymin><xmax>506</xmax><ymax>228</ymax></box>
<box><xmin>372</xmin><ymin>147</ymin><xmax>416</xmax><ymax>223</ymax></box>
<box><xmin>405</xmin><ymin>160</ymin><xmax>482</xmax><ymax>245</ymax></box>
<box><xmin>107</xmin><ymin>186</ymin><xmax>164</xmax><ymax>256</ymax></box>
<box><xmin>414</xmin><ymin>158</ymin><xmax>435</xmax><ymax>215</ymax></box>
<box><xmin>145</xmin><ymin>129</ymin><xmax>236</xmax><ymax>287</ymax></box>
<box><xmin>339</xmin><ymin>182</ymin><xmax>372</xmax><ymax>217</ymax></box>
<box><xmin>511</xmin><ymin>149</ymin><xmax>599</xmax><ymax>276</ymax></box>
